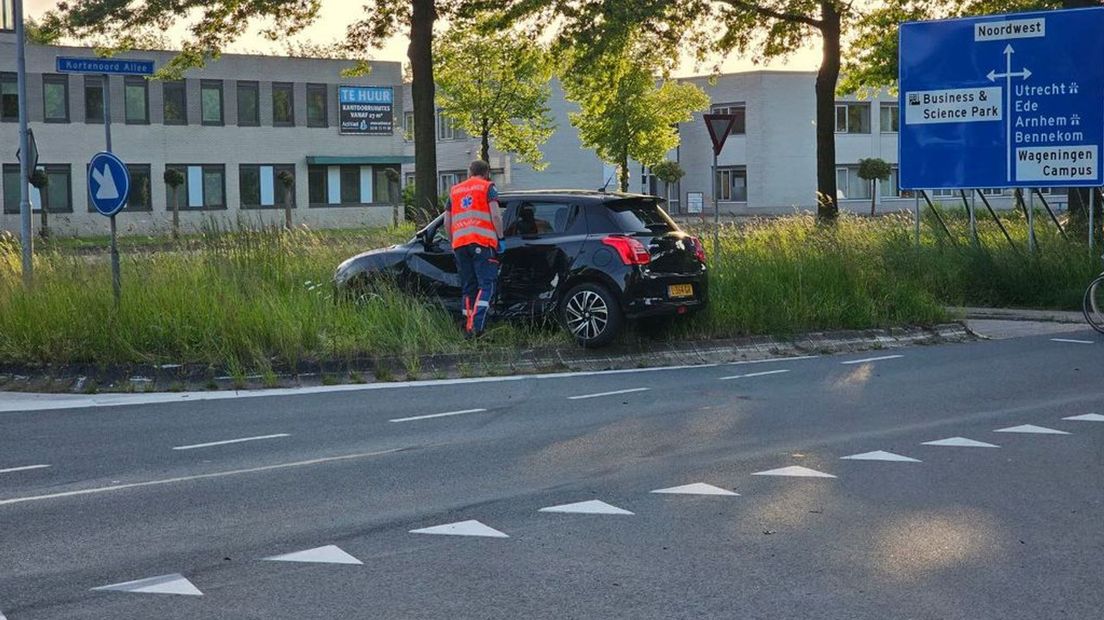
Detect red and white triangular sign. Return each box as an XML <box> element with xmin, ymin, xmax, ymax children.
<box><xmin>703</xmin><ymin>113</ymin><xmax>739</xmax><ymax>155</ymax></box>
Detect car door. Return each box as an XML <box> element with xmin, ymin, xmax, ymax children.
<box><xmin>404</xmin><ymin>215</ymin><xmax>461</xmax><ymax>309</ymax></box>
<box><xmin>497</xmin><ymin>200</ymin><xmax>587</xmax><ymax>319</ymax></box>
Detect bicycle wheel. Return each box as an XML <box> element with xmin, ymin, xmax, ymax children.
<box><xmin>1083</xmin><ymin>275</ymin><xmax>1104</xmax><ymax>334</ymax></box>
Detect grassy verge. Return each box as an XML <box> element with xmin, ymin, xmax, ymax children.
<box><xmin>0</xmin><ymin>211</ymin><xmax>1095</xmax><ymax>374</ymax></box>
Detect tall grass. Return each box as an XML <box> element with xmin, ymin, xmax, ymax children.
<box><xmin>1</xmin><ymin>211</ymin><xmax>1097</xmax><ymax>372</ymax></box>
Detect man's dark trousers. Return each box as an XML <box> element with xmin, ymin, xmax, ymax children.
<box><xmin>454</xmin><ymin>243</ymin><xmax>499</xmax><ymax>334</ymax></box>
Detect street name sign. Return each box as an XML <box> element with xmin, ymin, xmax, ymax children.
<box><xmin>87</xmin><ymin>152</ymin><xmax>131</xmax><ymax>217</ymax></box>
<box><xmin>899</xmin><ymin>8</ymin><xmax>1104</xmax><ymax>189</ymax></box>
<box><xmin>56</xmin><ymin>57</ymin><xmax>155</xmax><ymax>76</ymax></box>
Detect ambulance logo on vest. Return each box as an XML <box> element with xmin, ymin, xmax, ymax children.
<box><xmin>461</xmin><ymin>195</ymin><xmax>474</xmax><ymax>210</ymax></box>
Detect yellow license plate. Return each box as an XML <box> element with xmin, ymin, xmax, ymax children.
<box><xmin>668</xmin><ymin>284</ymin><xmax>694</xmax><ymax>299</ymax></box>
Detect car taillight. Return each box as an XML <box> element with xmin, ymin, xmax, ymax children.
<box><xmin>689</xmin><ymin>236</ymin><xmax>707</xmax><ymax>263</ymax></box>
<box><xmin>602</xmin><ymin>235</ymin><xmax>651</xmax><ymax>265</ymax></box>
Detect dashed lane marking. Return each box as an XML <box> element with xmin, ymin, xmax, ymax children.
<box><xmin>389</xmin><ymin>408</ymin><xmax>487</xmax><ymax>423</ymax></box>
<box><xmin>172</xmin><ymin>433</ymin><xmax>290</xmax><ymax>450</ymax></box>
<box><xmin>0</xmin><ymin>464</ymin><xmax>50</xmax><ymax>474</ymax></box>
<box><xmin>91</xmin><ymin>574</ymin><xmax>202</xmax><ymax>596</ymax></box>
<box><xmin>539</xmin><ymin>500</ymin><xmax>634</xmax><ymax>515</ymax></box>
<box><xmin>1063</xmin><ymin>413</ymin><xmax>1104</xmax><ymax>422</ymax></box>
<box><xmin>410</xmin><ymin>520</ymin><xmax>509</xmax><ymax>538</ymax></box>
<box><xmin>567</xmin><ymin>388</ymin><xmax>650</xmax><ymax>400</ymax></box>
<box><xmin>921</xmin><ymin>437</ymin><xmax>999</xmax><ymax>448</ymax></box>
<box><xmin>994</xmin><ymin>424</ymin><xmax>1070</xmax><ymax>435</ymax></box>
<box><xmin>840</xmin><ymin>354</ymin><xmax>904</xmax><ymax>365</ymax></box>
<box><xmin>728</xmin><ymin>355</ymin><xmax>819</xmax><ymax>365</ymax></box>
<box><xmin>263</xmin><ymin>545</ymin><xmax>363</xmax><ymax>565</ymax></box>
<box><xmin>719</xmin><ymin>369</ymin><xmax>791</xmax><ymax>381</ymax></box>
<box><xmin>751</xmin><ymin>466</ymin><xmax>836</xmax><ymax>478</ymax></box>
<box><xmin>840</xmin><ymin>450</ymin><xmax>921</xmax><ymax>463</ymax></box>
<box><xmin>650</xmin><ymin>483</ymin><xmax>739</xmax><ymax>496</ymax></box>
<box><xmin>1050</xmin><ymin>338</ymin><xmax>1095</xmax><ymax>344</ymax></box>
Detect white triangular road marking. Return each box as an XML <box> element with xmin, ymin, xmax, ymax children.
<box><xmin>263</xmin><ymin>545</ymin><xmax>362</xmax><ymax>565</ymax></box>
<box><xmin>650</xmin><ymin>483</ymin><xmax>739</xmax><ymax>496</ymax></box>
<box><xmin>840</xmin><ymin>450</ymin><xmax>921</xmax><ymax>463</ymax></box>
<box><xmin>91</xmin><ymin>164</ymin><xmax>119</xmax><ymax>201</ymax></box>
<box><xmin>1</xmin><ymin>610</ymin><xmax>6</xmax><ymax>619</ymax></box>
<box><xmin>994</xmin><ymin>424</ymin><xmax>1070</xmax><ymax>435</ymax></box>
<box><xmin>751</xmin><ymin>465</ymin><xmax>836</xmax><ymax>478</ymax></box>
<box><xmin>539</xmin><ymin>499</ymin><xmax>634</xmax><ymax>515</ymax></box>
<box><xmin>92</xmin><ymin>573</ymin><xmax>202</xmax><ymax>596</ymax></box>
<box><xmin>922</xmin><ymin>437</ymin><xmax>999</xmax><ymax>448</ymax></box>
<box><xmin>1063</xmin><ymin>413</ymin><xmax>1104</xmax><ymax>422</ymax></box>
<box><xmin>409</xmin><ymin>520</ymin><xmax>509</xmax><ymax>538</ymax></box>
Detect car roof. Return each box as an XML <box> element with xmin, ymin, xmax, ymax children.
<box><xmin>497</xmin><ymin>189</ymin><xmax>659</xmax><ymax>204</ymax></box>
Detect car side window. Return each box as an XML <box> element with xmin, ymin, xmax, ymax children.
<box><xmin>505</xmin><ymin>201</ymin><xmax>573</xmax><ymax>237</ymax></box>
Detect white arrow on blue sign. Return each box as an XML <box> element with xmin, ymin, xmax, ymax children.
<box><xmin>87</xmin><ymin>152</ymin><xmax>131</xmax><ymax>217</ymax></box>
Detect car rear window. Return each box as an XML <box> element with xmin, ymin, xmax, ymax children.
<box><xmin>604</xmin><ymin>199</ymin><xmax>678</xmax><ymax>234</ymax></box>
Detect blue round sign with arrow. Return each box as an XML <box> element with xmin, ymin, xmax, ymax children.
<box><xmin>87</xmin><ymin>151</ymin><xmax>131</xmax><ymax>217</ymax></box>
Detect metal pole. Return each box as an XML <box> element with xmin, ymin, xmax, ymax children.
<box><xmin>1027</xmin><ymin>187</ymin><xmax>1036</xmax><ymax>253</ymax></box>
<box><xmin>969</xmin><ymin>190</ymin><xmax>978</xmax><ymax>244</ymax></box>
<box><xmin>914</xmin><ymin>193</ymin><xmax>921</xmax><ymax>246</ymax></box>
<box><xmin>1091</xmin><ymin>188</ymin><xmax>1096</xmax><ymax>253</ymax></box>
<box><xmin>103</xmin><ymin>74</ymin><xmax>121</xmax><ymax>306</ymax></box>
<box><xmin>14</xmin><ymin>0</ymin><xmax>33</xmax><ymax>285</ymax></box>
<box><xmin>712</xmin><ymin>151</ymin><xmax>719</xmax><ymax>260</ymax></box>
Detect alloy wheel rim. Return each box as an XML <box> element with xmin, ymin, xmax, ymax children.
<box><xmin>565</xmin><ymin>290</ymin><xmax>609</xmax><ymax>340</ymax></box>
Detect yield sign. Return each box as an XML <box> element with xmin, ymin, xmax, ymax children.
<box><xmin>703</xmin><ymin>113</ymin><xmax>738</xmax><ymax>156</ymax></box>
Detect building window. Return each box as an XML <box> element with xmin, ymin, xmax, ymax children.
<box><xmin>240</xmin><ymin>164</ymin><xmax>295</xmax><ymax>208</ymax></box>
<box><xmin>124</xmin><ymin>77</ymin><xmax>149</xmax><ymax>124</ymax></box>
<box><xmin>201</xmin><ymin>80</ymin><xmax>223</xmax><ymax>125</ymax></box>
<box><xmin>237</xmin><ymin>81</ymin><xmax>259</xmax><ymax>127</ymax></box>
<box><xmin>373</xmin><ymin>165</ymin><xmax>400</xmax><ymax>204</ymax></box>
<box><xmin>403</xmin><ymin>111</ymin><xmax>415</xmax><ymax>141</ymax></box>
<box><xmin>307</xmin><ymin>165</ymin><xmax>327</xmax><ymax>205</ymax></box>
<box><xmin>836</xmin><ymin>165</ymin><xmax>873</xmax><ymax>200</ymax></box>
<box><xmin>3</xmin><ymin>164</ymin><xmax>72</xmax><ymax>214</ymax></box>
<box><xmin>42</xmin><ymin>74</ymin><xmax>69</xmax><ymax>123</ymax></box>
<box><xmin>880</xmin><ymin>103</ymin><xmax>899</xmax><ymax>133</ymax></box>
<box><xmin>710</xmin><ymin>103</ymin><xmax>746</xmax><ymax>135</ymax></box>
<box><xmin>2</xmin><ymin>0</ymin><xmax>14</xmax><ymax>31</ymax></box>
<box><xmin>84</xmin><ymin>76</ymin><xmax>104</xmax><ymax>124</ymax></box>
<box><xmin>439</xmin><ymin>171</ymin><xmax>462</xmax><ymax>193</ymax></box>
<box><xmin>404</xmin><ymin>173</ymin><xmax>415</xmax><ymax>188</ymax></box>
<box><xmin>1</xmin><ymin>72</ymin><xmax>19</xmax><ymax>122</ymax></box>
<box><xmin>272</xmin><ymin>82</ymin><xmax>294</xmax><ymax>126</ymax></box>
<box><xmin>306</xmin><ymin>83</ymin><xmax>328</xmax><ymax>128</ymax></box>
<box><xmin>835</xmin><ymin>102</ymin><xmax>870</xmax><ymax>134</ymax></box>
<box><xmin>879</xmin><ymin>166</ymin><xmax>901</xmax><ymax>198</ymax></box>
<box><xmin>162</xmin><ymin>80</ymin><xmax>187</xmax><ymax>125</ymax></box>
<box><xmin>715</xmin><ymin>166</ymin><xmax>747</xmax><ymax>202</ymax></box>
<box><xmin>166</xmin><ymin>164</ymin><xmax>226</xmax><ymax>209</ymax></box>
<box><xmin>339</xmin><ymin>165</ymin><xmax>360</xmax><ymax>204</ymax></box>
<box><xmin>125</xmin><ymin>164</ymin><xmax>152</xmax><ymax>212</ymax></box>
<box><xmin>437</xmin><ymin>110</ymin><xmax>465</xmax><ymax>141</ymax></box>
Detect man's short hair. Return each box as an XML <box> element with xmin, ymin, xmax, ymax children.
<box><xmin>469</xmin><ymin>160</ymin><xmax>490</xmax><ymax>178</ymax></box>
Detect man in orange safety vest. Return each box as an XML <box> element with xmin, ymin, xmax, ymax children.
<box><xmin>443</xmin><ymin>160</ymin><xmax>504</xmax><ymax>337</ymax></box>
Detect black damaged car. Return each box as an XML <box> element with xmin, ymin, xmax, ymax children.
<box><xmin>333</xmin><ymin>190</ymin><xmax>708</xmax><ymax>347</ymax></box>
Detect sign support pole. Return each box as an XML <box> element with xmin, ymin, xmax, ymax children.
<box><xmin>1090</xmin><ymin>188</ymin><xmax>1097</xmax><ymax>253</ymax></box>
<box><xmin>914</xmin><ymin>193</ymin><xmax>921</xmax><ymax>246</ymax></box>
<box><xmin>102</xmin><ymin>74</ymin><xmax>121</xmax><ymax>306</ymax></box>
<box><xmin>14</xmin><ymin>0</ymin><xmax>33</xmax><ymax>286</ymax></box>
<box><xmin>969</xmin><ymin>190</ymin><xmax>978</xmax><ymax>244</ymax></box>
<box><xmin>1027</xmin><ymin>187</ymin><xmax>1036</xmax><ymax>253</ymax></box>
<box><xmin>712</xmin><ymin>151</ymin><xmax>719</xmax><ymax>260</ymax></box>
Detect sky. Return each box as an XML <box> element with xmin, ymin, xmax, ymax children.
<box><xmin>24</xmin><ymin>0</ymin><xmax>822</xmax><ymax>77</ymax></box>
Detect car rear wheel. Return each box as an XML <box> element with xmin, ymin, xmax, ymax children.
<box><xmin>561</xmin><ymin>282</ymin><xmax>623</xmax><ymax>348</ymax></box>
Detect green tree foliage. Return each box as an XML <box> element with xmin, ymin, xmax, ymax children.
<box><xmin>434</xmin><ymin>21</ymin><xmax>555</xmax><ymax>169</ymax></box>
<box><xmin>857</xmin><ymin>157</ymin><xmax>892</xmax><ymax>215</ymax></box>
<box><xmin>562</xmin><ymin>45</ymin><xmax>708</xmax><ymax>192</ymax></box>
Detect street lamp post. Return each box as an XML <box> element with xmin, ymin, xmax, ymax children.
<box><xmin>13</xmin><ymin>0</ymin><xmax>33</xmax><ymax>285</ymax></box>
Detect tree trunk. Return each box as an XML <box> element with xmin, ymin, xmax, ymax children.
<box><xmin>171</xmin><ymin>187</ymin><xmax>180</xmax><ymax>240</ymax></box>
<box><xmin>815</xmin><ymin>1</ymin><xmax>842</xmax><ymax>222</ymax></box>
<box><xmin>871</xmin><ymin>180</ymin><xmax>876</xmax><ymax>216</ymax></box>
<box><xmin>284</xmin><ymin>194</ymin><xmax>293</xmax><ymax>230</ymax></box>
<box><xmin>39</xmin><ymin>199</ymin><xmax>48</xmax><ymax>239</ymax></box>
<box><xmin>480</xmin><ymin>118</ymin><xmax>490</xmax><ymax>163</ymax></box>
<box><xmin>619</xmin><ymin>146</ymin><xmax>629</xmax><ymax>192</ymax></box>
<box><xmin>410</xmin><ymin>0</ymin><xmax>439</xmax><ymax>214</ymax></box>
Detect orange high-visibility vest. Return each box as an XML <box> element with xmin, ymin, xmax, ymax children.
<box><xmin>449</xmin><ymin>177</ymin><xmax>498</xmax><ymax>250</ymax></box>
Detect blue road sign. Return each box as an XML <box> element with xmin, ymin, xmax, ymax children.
<box><xmin>899</xmin><ymin>7</ymin><xmax>1104</xmax><ymax>189</ymax></box>
<box><xmin>87</xmin><ymin>152</ymin><xmax>131</xmax><ymax>217</ymax></box>
<box><xmin>56</xmin><ymin>57</ymin><xmax>155</xmax><ymax>76</ymax></box>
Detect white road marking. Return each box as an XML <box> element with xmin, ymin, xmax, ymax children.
<box><xmin>840</xmin><ymin>450</ymin><xmax>921</xmax><ymax>463</ymax></box>
<box><xmin>921</xmin><ymin>437</ymin><xmax>999</xmax><ymax>448</ymax></box>
<box><xmin>92</xmin><ymin>573</ymin><xmax>202</xmax><ymax>596</ymax></box>
<box><xmin>0</xmin><ymin>464</ymin><xmax>50</xmax><ymax>474</ymax></box>
<box><xmin>719</xmin><ymin>369</ymin><xmax>791</xmax><ymax>381</ymax></box>
<box><xmin>1050</xmin><ymin>338</ymin><xmax>1094</xmax><ymax>344</ymax></box>
<box><xmin>567</xmin><ymin>388</ymin><xmax>650</xmax><ymax>400</ymax></box>
<box><xmin>539</xmin><ymin>499</ymin><xmax>634</xmax><ymax>515</ymax></box>
<box><xmin>410</xmin><ymin>520</ymin><xmax>509</xmax><ymax>538</ymax></box>
<box><xmin>751</xmin><ymin>465</ymin><xmax>836</xmax><ymax>478</ymax></box>
<box><xmin>1063</xmin><ymin>413</ymin><xmax>1104</xmax><ymax>422</ymax></box>
<box><xmin>263</xmin><ymin>545</ymin><xmax>362</xmax><ymax>565</ymax></box>
<box><xmin>840</xmin><ymin>354</ymin><xmax>904</xmax><ymax>365</ymax></box>
<box><xmin>650</xmin><ymin>483</ymin><xmax>739</xmax><ymax>496</ymax></box>
<box><xmin>171</xmin><ymin>433</ymin><xmax>290</xmax><ymax>450</ymax></box>
<box><xmin>389</xmin><ymin>408</ymin><xmax>487</xmax><ymax>423</ymax></box>
<box><xmin>994</xmin><ymin>424</ymin><xmax>1070</xmax><ymax>435</ymax></box>
<box><xmin>729</xmin><ymin>355</ymin><xmax>819</xmax><ymax>365</ymax></box>
<box><xmin>0</xmin><ymin>447</ymin><xmax>403</xmax><ymax>507</ymax></box>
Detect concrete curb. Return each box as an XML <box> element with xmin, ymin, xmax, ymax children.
<box><xmin>952</xmin><ymin>306</ymin><xmax>1084</xmax><ymax>324</ymax></box>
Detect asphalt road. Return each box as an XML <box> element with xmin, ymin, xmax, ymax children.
<box><xmin>1</xmin><ymin>331</ymin><xmax>1103</xmax><ymax>619</ymax></box>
